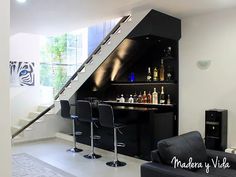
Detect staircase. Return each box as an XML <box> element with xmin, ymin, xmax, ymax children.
<box><xmin>57</xmin><ymin>9</ymin><xmax>150</xmax><ymax>101</ymax></box>
<box><xmin>11</xmin><ymin>9</ymin><xmax>152</xmax><ymax>140</ymax></box>
<box><xmin>11</xmin><ymin>104</ymin><xmax>71</xmax><ymax>143</ymax></box>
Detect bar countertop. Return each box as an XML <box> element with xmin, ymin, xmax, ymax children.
<box><xmin>103</xmin><ymin>101</ymin><xmax>175</xmax><ymax>112</ymax></box>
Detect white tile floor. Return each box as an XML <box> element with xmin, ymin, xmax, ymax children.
<box><xmin>12</xmin><ymin>138</ymin><xmax>147</xmax><ymax>177</ymax></box>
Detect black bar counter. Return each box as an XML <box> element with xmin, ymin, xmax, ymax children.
<box><xmin>75</xmin><ymin>100</ymin><xmax>176</xmax><ymax>160</ymax></box>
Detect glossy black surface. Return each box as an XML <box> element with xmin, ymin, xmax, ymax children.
<box><xmin>205</xmin><ymin>109</ymin><xmax>228</xmax><ymax>151</ymax></box>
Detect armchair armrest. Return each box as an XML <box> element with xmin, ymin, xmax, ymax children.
<box><xmin>151</xmin><ymin>149</ymin><xmax>162</xmax><ymax>163</ymax></box>
<box><xmin>206</xmin><ymin>149</ymin><xmax>236</xmax><ymax>169</ymax></box>
<box><xmin>141</xmin><ymin>162</ymin><xmax>209</xmax><ymax>177</ymax></box>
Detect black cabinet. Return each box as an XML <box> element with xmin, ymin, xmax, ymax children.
<box><xmin>205</xmin><ymin>109</ymin><xmax>228</xmax><ymax>151</ymax></box>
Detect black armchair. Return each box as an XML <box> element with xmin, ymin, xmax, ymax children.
<box><xmin>141</xmin><ymin>131</ymin><xmax>236</xmax><ymax>177</ymax></box>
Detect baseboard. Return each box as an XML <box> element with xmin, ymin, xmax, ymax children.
<box><xmin>12</xmin><ymin>136</ymin><xmax>56</xmax><ymax>145</ymax></box>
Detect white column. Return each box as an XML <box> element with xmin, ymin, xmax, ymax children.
<box><xmin>0</xmin><ymin>0</ymin><xmax>11</xmax><ymax>176</ymax></box>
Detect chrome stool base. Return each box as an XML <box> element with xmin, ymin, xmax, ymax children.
<box><xmin>84</xmin><ymin>153</ymin><xmax>102</xmax><ymax>159</ymax></box>
<box><xmin>106</xmin><ymin>160</ymin><xmax>126</xmax><ymax>167</ymax></box>
<box><xmin>67</xmin><ymin>147</ymin><xmax>83</xmax><ymax>153</ymax></box>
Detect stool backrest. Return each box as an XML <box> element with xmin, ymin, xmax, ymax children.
<box><xmin>60</xmin><ymin>100</ymin><xmax>70</xmax><ymax>118</ymax></box>
<box><xmin>98</xmin><ymin>104</ymin><xmax>114</xmax><ymax>128</ymax></box>
<box><xmin>77</xmin><ymin>100</ymin><xmax>93</xmax><ymax>122</ymax></box>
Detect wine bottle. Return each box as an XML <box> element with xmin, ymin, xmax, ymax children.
<box><xmin>167</xmin><ymin>94</ymin><xmax>171</xmax><ymax>104</ymax></box>
<box><xmin>152</xmin><ymin>88</ymin><xmax>158</xmax><ymax>104</ymax></box>
<box><xmin>147</xmin><ymin>91</ymin><xmax>152</xmax><ymax>103</ymax></box>
<box><xmin>153</xmin><ymin>67</ymin><xmax>158</xmax><ymax>81</ymax></box>
<box><xmin>147</xmin><ymin>67</ymin><xmax>152</xmax><ymax>82</ymax></box>
<box><xmin>128</xmin><ymin>95</ymin><xmax>134</xmax><ymax>103</ymax></box>
<box><xmin>160</xmin><ymin>86</ymin><xmax>165</xmax><ymax>104</ymax></box>
<box><xmin>120</xmin><ymin>94</ymin><xmax>125</xmax><ymax>103</ymax></box>
<box><xmin>138</xmin><ymin>92</ymin><xmax>142</xmax><ymax>103</ymax></box>
<box><xmin>166</xmin><ymin>65</ymin><xmax>172</xmax><ymax>81</ymax></box>
<box><xmin>133</xmin><ymin>92</ymin><xmax>138</xmax><ymax>103</ymax></box>
<box><xmin>164</xmin><ymin>46</ymin><xmax>172</xmax><ymax>57</ymax></box>
<box><xmin>160</xmin><ymin>59</ymin><xmax>165</xmax><ymax>81</ymax></box>
<box><xmin>116</xmin><ymin>95</ymin><xmax>120</xmax><ymax>102</ymax></box>
<box><xmin>142</xmin><ymin>91</ymin><xmax>147</xmax><ymax>103</ymax></box>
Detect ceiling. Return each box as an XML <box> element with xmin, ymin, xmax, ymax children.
<box><xmin>11</xmin><ymin>0</ymin><xmax>236</xmax><ymax>35</ymax></box>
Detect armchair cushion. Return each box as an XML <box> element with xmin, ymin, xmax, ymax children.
<box><xmin>157</xmin><ymin>131</ymin><xmax>208</xmax><ymax>169</ymax></box>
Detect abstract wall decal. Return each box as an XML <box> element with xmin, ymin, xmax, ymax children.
<box><xmin>10</xmin><ymin>61</ymin><xmax>35</xmax><ymax>87</ymax></box>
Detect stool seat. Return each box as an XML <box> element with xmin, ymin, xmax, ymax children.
<box><xmin>71</xmin><ymin>115</ymin><xmax>78</xmax><ymax>119</ymax></box>
<box><xmin>98</xmin><ymin>103</ymin><xmax>127</xmax><ymax>167</ymax></box>
<box><xmin>60</xmin><ymin>100</ymin><xmax>83</xmax><ymax>153</ymax></box>
<box><xmin>77</xmin><ymin>100</ymin><xmax>101</xmax><ymax>159</ymax></box>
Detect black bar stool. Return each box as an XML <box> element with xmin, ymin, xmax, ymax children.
<box><xmin>98</xmin><ymin>104</ymin><xmax>126</xmax><ymax>167</ymax></box>
<box><xmin>60</xmin><ymin>100</ymin><xmax>83</xmax><ymax>153</ymax></box>
<box><xmin>77</xmin><ymin>100</ymin><xmax>102</xmax><ymax>159</ymax></box>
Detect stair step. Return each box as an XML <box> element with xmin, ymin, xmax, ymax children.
<box><xmin>37</xmin><ymin>105</ymin><xmax>51</xmax><ymax>112</ymax></box>
<box><xmin>19</xmin><ymin>118</ymin><xmax>44</xmax><ymax>126</ymax></box>
<box><xmin>11</xmin><ymin>125</ymin><xmax>32</xmax><ymax>134</ymax></box>
<box><xmin>12</xmin><ymin>125</ymin><xmax>32</xmax><ymax>131</ymax></box>
<box><xmin>28</xmin><ymin>112</ymin><xmax>41</xmax><ymax>119</ymax></box>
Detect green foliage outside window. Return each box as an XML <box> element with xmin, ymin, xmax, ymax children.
<box><xmin>40</xmin><ymin>34</ymin><xmax>69</xmax><ymax>95</ymax></box>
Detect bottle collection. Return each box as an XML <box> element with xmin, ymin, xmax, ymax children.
<box><xmin>146</xmin><ymin>46</ymin><xmax>173</xmax><ymax>82</ymax></box>
<box><xmin>116</xmin><ymin>86</ymin><xmax>172</xmax><ymax>105</ymax></box>
<box><xmin>147</xmin><ymin>59</ymin><xmax>173</xmax><ymax>82</ymax></box>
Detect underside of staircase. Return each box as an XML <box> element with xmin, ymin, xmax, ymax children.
<box><xmin>11</xmin><ymin>9</ymin><xmax>153</xmax><ymax>141</ymax></box>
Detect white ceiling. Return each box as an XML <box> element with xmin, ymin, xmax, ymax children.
<box><xmin>11</xmin><ymin>0</ymin><xmax>236</xmax><ymax>35</ymax></box>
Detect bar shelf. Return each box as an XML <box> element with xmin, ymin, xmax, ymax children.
<box><xmin>110</xmin><ymin>80</ymin><xmax>177</xmax><ymax>86</ymax></box>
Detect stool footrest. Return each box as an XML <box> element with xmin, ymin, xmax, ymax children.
<box><xmin>75</xmin><ymin>131</ymin><xmax>82</xmax><ymax>136</ymax></box>
<box><xmin>117</xmin><ymin>142</ymin><xmax>126</xmax><ymax>147</ymax></box>
<box><xmin>93</xmin><ymin>135</ymin><xmax>101</xmax><ymax>140</ymax></box>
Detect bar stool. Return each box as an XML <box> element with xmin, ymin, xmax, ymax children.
<box><xmin>77</xmin><ymin>100</ymin><xmax>102</xmax><ymax>159</ymax></box>
<box><xmin>60</xmin><ymin>100</ymin><xmax>83</xmax><ymax>153</ymax></box>
<box><xmin>98</xmin><ymin>104</ymin><xmax>127</xmax><ymax>167</ymax></box>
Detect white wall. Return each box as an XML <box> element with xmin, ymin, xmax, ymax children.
<box><xmin>0</xmin><ymin>0</ymin><xmax>11</xmax><ymax>176</ymax></box>
<box><xmin>180</xmin><ymin>7</ymin><xmax>236</xmax><ymax>147</ymax></box>
<box><xmin>10</xmin><ymin>33</ymin><xmax>42</xmax><ymax>125</ymax></box>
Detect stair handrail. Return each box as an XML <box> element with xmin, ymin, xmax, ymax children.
<box><xmin>12</xmin><ymin>15</ymin><xmax>130</xmax><ymax>139</ymax></box>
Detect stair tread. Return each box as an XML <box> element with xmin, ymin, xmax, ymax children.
<box><xmin>21</xmin><ymin>118</ymin><xmax>43</xmax><ymax>122</ymax></box>
<box><xmin>12</xmin><ymin>125</ymin><xmax>32</xmax><ymax>131</ymax></box>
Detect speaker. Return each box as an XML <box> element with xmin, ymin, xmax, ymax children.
<box><xmin>205</xmin><ymin>109</ymin><xmax>228</xmax><ymax>151</ymax></box>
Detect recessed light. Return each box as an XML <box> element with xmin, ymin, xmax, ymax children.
<box><xmin>16</xmin><ymin>0</ymin><xmax>27</xmax><ymax>3</ymax></box>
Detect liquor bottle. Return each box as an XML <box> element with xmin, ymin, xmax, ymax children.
<box><xmin>159</xmin><ymin>59</ymin><xmax>165</xmax><ymax>81</ymax></box>
<box><xmin>120</xmin><ymin>94</ymin><xmax>125</xmax><ymax>103</ymax></box>
<box><xmin>128</xmin><ymin>95</ymin><xmax>134</xmax><ymax>103</ymax></box>
<box><xmin>116</xmin><ymin>95</ymin><xmax>120</xmax><ymax>102</ymax></box>
<box><xmin>138</xmin><ymin>92</ymin><xmax>142</xmax><ymax>103</ymax></box>
<box><xmin>133</xmin><ymin>92</ymin><xmax>138</xmax><ymax>103</ymax></box>
<box><xmin>142</xmin><ymin>91</ymin><xmax>147</xmax><ymax>103</ymax></box>
<box><xmin>147</xmin><ymin>67</ymin><xmax>152</xmax><ymax>82</ymax></box>
<box><xmin>152</xmin><ymin>88</ymin><xmax>158</xmax><ymax>104</ymax></box>
<box><xmin>153</xmin><ymin>67</ymin><xmax>158</xmax><ymax>81</ymax></box>
<box><xmin>164</xmin><ymin>46</ymin><xmax>172</xmax><ymax>57</ymax></box>
<box><xmin>147</xmin><ymin>91</ymin><xmax>152</xmax><ymax>103</ymax></box>
<box><xmin>167</xmin><ymin>94</ymin><xmax>171</xmax><ymax>104</ymax></box>
<box><xmin>160</xmin><ymin>86</ymin><xmax>165</xmax><ymax>104</ymax></box>
<box><xmin>166</xmin><ymin>65</ymin><xmax>173</xmax><ymax>81</ymax></box>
